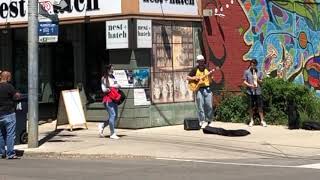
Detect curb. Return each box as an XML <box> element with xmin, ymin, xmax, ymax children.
<box><xmin>21</xmin><ymin>151</ymin><xmax>154</xmax><ymax>160</ymax></box>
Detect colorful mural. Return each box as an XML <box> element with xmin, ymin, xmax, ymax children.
<box><xmin>202</xmin><ymin>0</ymin><xmax>320</xmax><ymax>93</ymax></box>
<box><xmin>239</xmin><ymin>0</ymin><xmax>320</xmax><ymax>91</ymax></box>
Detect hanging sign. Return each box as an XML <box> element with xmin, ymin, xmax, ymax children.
<box><xmin>137</xmin><ymin>19</ymin><xmax>152</xmax><ymax>48</ymax></box>
<box><xmin>139</xmin><ymin>0</ymin><xmax>199</xmax><ymax>15</ymax></box>
<box><xmin>106</xmin><ymin>19</ymin><xmax>129</xmax><ymax>49</ymax></box>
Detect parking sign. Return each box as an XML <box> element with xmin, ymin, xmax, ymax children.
<box><xmin>38</xmin><ymin>20</ymin><xmax>59</xmax><ymax>43</ymax></box>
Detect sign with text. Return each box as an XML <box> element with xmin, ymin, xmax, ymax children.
<box><xmin>113</xmin><ymin>70</ymin><xmax>134</xmax><ymax>88</ymax></box>
<box><xmin>134</xmin><ymin>88</ymin><xmax>151</xmax><ymax>106</ymax></box>
<box><xmin>137</xmin><ymin>19</ymin><xmax>152</xmax><ymax>48</ymax></box>
<box><xmin>0</xmin><ymin>0</ymin><xmax>122</xmax><ymax>24</ymax></box>
<box><xmin>38</xmin><ymin>20</ymin><xmax>59</xmax><ymax>43</ymax></box>
<box><xmin>106</xmin><ymin>19</ymin><xmax>129</xmax><ymax>49</ymax></box>
<box><xmin>139</xmin><ymin>0</ymin><xmax>199</xmax><ymax>15</ymax></box>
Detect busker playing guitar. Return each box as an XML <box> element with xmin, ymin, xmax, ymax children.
<box><xmin>187</xmin><ymin>55</ymin><xmax>216</xmax><ymax>129</ymax></box>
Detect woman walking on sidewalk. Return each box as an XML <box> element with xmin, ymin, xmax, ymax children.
<box><xmin>99</xmin><ymin>64</ymin><xmax>120</xmax><ymax>140</ymax></box>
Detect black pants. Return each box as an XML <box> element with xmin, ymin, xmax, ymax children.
<box><xmin>247</xmin><ymin>95</ymin><xmax>263</xmax><ymax>113</ymax></box>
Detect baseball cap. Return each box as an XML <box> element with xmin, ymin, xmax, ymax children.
<box><xmin>196</xmin><ymin>55</ymin><xmax>205</xmax><ymax>61</ymax></box>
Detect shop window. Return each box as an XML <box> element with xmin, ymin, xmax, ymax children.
<box><xmin>151</xmin><ymin>21</ymin><xmax>194</xmax><ymax>103</ymax></box>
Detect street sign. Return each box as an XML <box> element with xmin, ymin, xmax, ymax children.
<box><xmin>38</xmin><ymin>20</ymin><xmax>59</xmax><ymax>43</ymax></box>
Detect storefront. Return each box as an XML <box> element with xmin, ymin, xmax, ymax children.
<box><xmin>0</xmin><ymin>0</ymin><xmax>203</xmax><ymax>128</ymax></box>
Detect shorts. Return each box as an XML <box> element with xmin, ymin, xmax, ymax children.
<box><xmin>247</xmin><ymin>95</ymin><xmax>263</xmax><ymax>112</ymax></box>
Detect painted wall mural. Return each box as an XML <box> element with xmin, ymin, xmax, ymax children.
<box><xmin>202</xmin><ymin>0</ymin><xmax>320</xmax><ymax>93</ymax></box>
<box><xmin>202</xmin><ymin>0</ymin><xmax>250</xmax><ymax>91</ymax></box>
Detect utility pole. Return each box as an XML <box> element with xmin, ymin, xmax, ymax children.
<box><xmin>28</xmin><ymin>0</ymin><xmax>39</xmax><ymax>148</ymax></box>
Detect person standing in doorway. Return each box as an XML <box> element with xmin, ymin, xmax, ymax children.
<box><xmin>0</xmin><ymin>71</ymin><xmax>21</xmax><ymax>159</ymax></box>
<box><xmin>99</xmin><ymin>65</ymin><xmax>121</xmax><ymax>139</ymax></box>
<box><xmin>187</xmin><ymin>55</ymin><xmax>215</xmax><ymax>128</ymax></box>
<box><xmin>243</xmin><ymin>59</ymin><xmax>267</xmax><ymax>127</ymax></box>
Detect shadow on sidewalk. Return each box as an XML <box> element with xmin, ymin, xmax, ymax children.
<box><xmin>39</xmin><ymin>129</ymin><xmax>64</xmax><ymax>146</ymax></box>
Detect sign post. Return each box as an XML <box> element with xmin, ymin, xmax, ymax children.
<box><xmin>28</xmin><ymin>0</ymin><xmax>39</xmax><ymax>148</ymax></box>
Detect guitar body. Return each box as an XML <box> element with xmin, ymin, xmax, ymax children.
<box><xmin>188</xmin><ymin>68</ymin><xmax>217</xmax><ymax>92</ymax></box>
<box><xmin>188</xmin><ymin>79</ymin><xmax>206</xmax><ymax>92</ymax></box>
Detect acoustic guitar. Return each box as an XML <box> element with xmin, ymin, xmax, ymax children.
<box><xmin>188</xmin><ymin>68</ymin><xmax>218</xmax><ymax>92</ymax></box>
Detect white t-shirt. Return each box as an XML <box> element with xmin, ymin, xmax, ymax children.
<box><xmin>101</xmin><ymin>76</ymin><xmax>118</xmax><ymax>93</ymax></box>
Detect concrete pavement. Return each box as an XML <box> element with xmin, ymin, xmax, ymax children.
<box><xmin>16</xmin><ymin>121</ymin><xmax>320</xmax><ymax>160</ymax></box>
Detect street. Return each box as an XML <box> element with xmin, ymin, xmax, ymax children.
<box><xmin>0</xmin><ymin>157</ymin><xmax>320</xmax><ymax>180</ymax></box>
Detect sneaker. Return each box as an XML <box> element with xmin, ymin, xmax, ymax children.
<box><xmin>98</xmin><ymin>124</ymin><xmax>104</xmax><ymax>138</ymax></box>
<box><xmin>207</xmin><ymin>121</ymin><xmax>212</xmax><ymax>127</ymax></box>
<box><xmin>110</xmin><ymin>134</ymin><xmax>120</xmax><ymax>140</ymax></box>
<box><xmin>200</xmin><ymin>121</ymin><xmax>207</xmax><ymax>129</ymax></box>
<box><xmin>261</xmin><ymin>121</ymin><xmax>267</xmax><ymax>127</ymax></box>
<box><xmin>7</xmin><ymin>155</ymin><xmax>20</xmax><ymax>160</ymax></box>
<box><xmin>249</xmin><ymin>121</ymin><xmax>254</xmax><ymax>127</ymax></box>
<box><xmin>1</xmin><ymin>154</ymin><xmax>5</xmax><ymax>159</ymax></box>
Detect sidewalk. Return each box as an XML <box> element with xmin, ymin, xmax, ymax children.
<box><xmin>16</xmin><ymin>121</ymin><xmax>320</xmax><ymax>160</ymax></box>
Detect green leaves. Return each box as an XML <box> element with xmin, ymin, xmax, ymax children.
<box><xmin>216</xmin><ymin>78</ymin><xmax>320</xmax><ymax>125</ymax></box>
<box><xmin>216</xmin><ymin>93</ymin><xmax>248</xmax><ymax>123</ymax></box>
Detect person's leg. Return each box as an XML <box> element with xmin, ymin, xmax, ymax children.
<box><xmin>98</xmin><ymin>103</ymin><xmax>109</xmax><ymax>137</ymax></box>
<box><xmin>248</xmin><ymin>95</ymin><xmax>254</xmax><ymax>126</ymax></box>
<box><xmin>196</xmin><ymin>89</ymin><xmax>206</xmax><ymax>127</ymax></box>
<box><xmin>4</xmin><ymin>113</ymin><xmax>16</xmax><ymax>158</ymax></box>
<box><xmin>106</xmin><ymin>102</ymin><xmax>119</xmax><ymax>139</ymax></box>
<box><xmin>257</xmin><ymin>95</ymin><xmax>267</xmax><ymax>127</ymax></box>
<box><xmin>203</xmin><ymin>88</ymin><xmax>213</xmax><ymax>125</ymax></box>
<box><xmin>0</xmin><ymin>121</ymin><xmax>6</xmax><ymax>158</ymax></box>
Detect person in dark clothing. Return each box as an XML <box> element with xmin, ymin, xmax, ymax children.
<box><xmin>0</xmin><ymin>71</ymin><xmax>21</xmax><ymax>159</ymax></box>
<box><xmin>243</xmin><ymin>59</ymin><xmax>267</xmax><ymax>127</ymax></box>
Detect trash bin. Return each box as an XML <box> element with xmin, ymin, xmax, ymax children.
<box><xmin>288</xmin><ymin>100</ymin><xmax>300</xmax><ymax>129</ymax></box>
<box><xmin>15</xmin><ymin>94</ymin><xmax>28</xmax><ymax>144</ymax></box>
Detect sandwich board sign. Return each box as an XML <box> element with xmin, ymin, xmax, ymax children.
<box><xmin>56</xmin><ymin>89</ymin><xmax>88</xmax><ymax>131</ymax></box>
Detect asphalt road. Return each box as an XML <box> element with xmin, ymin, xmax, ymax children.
<box><xmin>0</xmin><ymin>157</ymin><xmax>320</xmax><ymax>180</ymax></box>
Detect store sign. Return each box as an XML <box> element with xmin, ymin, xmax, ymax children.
<box><xmin>106</xmin><ymin>20</ymin><xmax>129</xmax><ymax>49</ymax></box>
<box><xmin>0</xmin><ymin>0</ymin><xmax>122</xmax><ymax>24</ymax></box>
<box><xmin>137</xmin><ymin>20</ymin><xmax>152</xmax><ymax>48</ymax></box>
<box><xmin>139</xmin><ymin>0</ymin><xmax>198</xmax><ymax>15</ymax></box>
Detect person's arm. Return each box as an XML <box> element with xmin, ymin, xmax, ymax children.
<box><xmin>109</xmin><ymin>83</ymin><xmax>120</xmax><ymax>88</ymax></box>
<box><xmin>243</xmin><ymin>71</ymin><xmax>254</xmax><ymax>88</ymax></box>
<box><xmin>186</xmin><ymin>68</ymin><xmax>199</xmax><ymax>81</ymax></box>
<box><xmin>108</xmin><ymin>76</ymin><xmax>121</xmax><ymax>88</ymax></box>
<box><xmin>101</xmin><ymin>77</ymin><xmax>110</xmax><ymax>93</ymax></box>
<box><xmin>243</xmin><ymin>80</ymin><xmax>254</xmax><ymax>88</ymax></box>
<box><xmin>8</xmin><ymin>84</ymin><xmax>21</xmax><ymax>101</ymax></box>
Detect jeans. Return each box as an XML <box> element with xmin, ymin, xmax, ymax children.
<box><xmin>0</xmin><ymin>113</ymin><xmax>16</xmax><ymax>158</ymax></box>
<box><xmin>196</xmin><ymin>87</ymin><xmax>213</xmax><ymax>122</ymax></box>
<box><xmin>100</xmin><ymin>102</ymin><xmax>118</xmax><ymax>135</ymax></box>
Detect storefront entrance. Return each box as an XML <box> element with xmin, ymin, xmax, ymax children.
<box><xmin>36</xmin><ymin>42</ymin><xmax>75</xmax><ymax>119</ymax></box>
<box><xmin>50</xmin><ymin>42</ymin><xmax>74</xmax><ymax>103</ymax></box>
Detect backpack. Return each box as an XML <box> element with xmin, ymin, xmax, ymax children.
<box><xmin>116</xmin><ymin>89</ymin><xmax>126</xmax><ymax>105</ymax></box>
<box><xmin>102</xmin><ymin>88</ymin><xmax>121</xmax><ymax>102</ymax></box>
